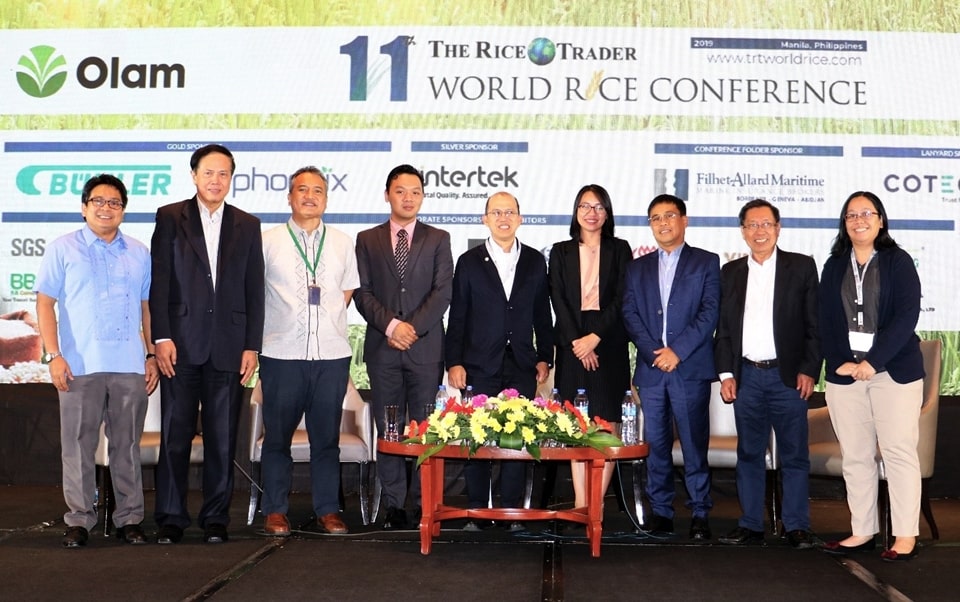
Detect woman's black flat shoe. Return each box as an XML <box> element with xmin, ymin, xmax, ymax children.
<box><xmin>880</xmin><ymin>546</ymin><xmax>919</xmax><ymax>562</ymax></box>
<box><xmin>821</xmin><ymin>537</ymin><xmax>876</xmax><ymax>556</ymax></box>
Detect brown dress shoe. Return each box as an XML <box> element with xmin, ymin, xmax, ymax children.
<box><xmin>264</xmin><ymin>513</ymin><xmax>291</xmax><ymax>537</ymax></box>
<box><xmin>319</xmin><ymin>512</ymin><xmax>348</xmax><ymax>534</ymax></box>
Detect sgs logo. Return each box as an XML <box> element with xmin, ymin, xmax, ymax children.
<box><xmin>11</xmin><ymin>238</ymin><xmax>46</xmax><ymax>257</ymax></box>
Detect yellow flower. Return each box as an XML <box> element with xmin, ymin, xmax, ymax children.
<box><xmin>504</xmin><ymin>421</ymin><xmax>517</xmax><ymax>434</ymax></box>
<box><xmin>521</xmin><ymin>426</ymin><xmax>536</xmax><ymax>444</ymax></box>
<box><xmin>536</xmin><ymin>421</ymin><xmax>548</xmax><ymax>433</ymax></box>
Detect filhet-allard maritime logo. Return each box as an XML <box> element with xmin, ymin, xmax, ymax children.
<box><xmin>16</xmin><ymin>45</ymin><xmax>68</xmax><ymax>98</ymax></box>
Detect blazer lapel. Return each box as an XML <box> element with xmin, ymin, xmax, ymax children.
<box><xmin>216</xmin><ymin>205</ymin><xmax>236</xmax><ymax>288</ymax></box>
<box><xmin>377</xmin><ymin>222</ymin><xmax>401</xmax><ymax>283</ymax></box>
<box><xmin>566</xmin><ymin>242</ymin><xmax>583</xmax><ymax>316</ymax></box>
<box><xmin>481</xmin><ymin>245</ymin><xmax>510</xmax><ymax>301</ymax></box>
<box><xmin>179</xmin><ymin>198</ymin><xmax>212</xmax><ymax>275</ymax></box>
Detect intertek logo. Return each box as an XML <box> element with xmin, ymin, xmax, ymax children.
<box><xmin>15</xmin><ymin>44</ymin><xmax>186</xmax><ymax>98</ymax></box>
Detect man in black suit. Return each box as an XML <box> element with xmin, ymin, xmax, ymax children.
<box><xmin>714</xmin><ymin>199</ymin><xmax>819</xmax><ymax>549</ymax></box>
<box><xmin>355</xmin><ymin>164</ymin><xmax>453</xmax><ymax>530</ymax></box>
<box><xmin>149</xmin><ymin>144</ymin><xmax>265</xmax><ymax>544</ymax></box>
<box><xmin>445</xmin><ymin>191</ymin><xmax>553</xmax><ymax>530</ymax></box>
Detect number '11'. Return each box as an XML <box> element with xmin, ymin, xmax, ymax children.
<box><xmin>339</xmin><ymin>36</ymin><xmax>409</xmax><ymax>101</ymax></box>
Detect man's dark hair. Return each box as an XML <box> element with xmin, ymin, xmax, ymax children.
<box><xmin>738</xmin><ymin>198</ymin><xmax>780</xmax><ymax>225</ymax></box>
<box><xmin>190</xmin><ymin>144</ymin><xmax>236</xmax><ymax>175</ymax></box>
<box><xmin>647</xmin><ymin>193</ymin><xmax>686</xmax><ymax>217</ymax></box>
<box><xmin>385</xmin><ymin>164</ymin><xmax>424</xmax><ymax>191</ymax></box>
<box><xmin>81</xmin><ymin>173</ymin><xmax>128</xmax><ymax>209</ymax></box>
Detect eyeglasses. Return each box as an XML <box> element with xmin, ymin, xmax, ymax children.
<box><xmin>577</xmin><ymin>203</ymin><xmax>607</xmax><ymax>214</ymax></box>
<box><xmin>486</xmin><ymin>209</ymin><xmax>518</xmax><ymax>218</ymax></box>
<box><xmin>86</xmin><ymin>197</ymin><xmax>124</xmax><ymax>210</ymax></box>
<box><xmin>648</xmin><ymin>211</ymin><xmax>679</xmax><ymax>225</ymax></box>
<box><xmin>844</xmin><ymin>210</ymin><xmax>879</xmax><ymax>222</ymax></box>
<box><xmin>742</xmin><ymin>221</ymin><xmax>777</xmax><ymax>231</ymax></box>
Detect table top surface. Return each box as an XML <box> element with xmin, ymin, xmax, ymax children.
<box><xmin>378</xmin><ymin>439</ymin><xmax>648</xmax><ymax>461</ymax></box>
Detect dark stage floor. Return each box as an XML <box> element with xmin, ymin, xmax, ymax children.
<box><xmin>0</xmin><ymin>478</ymin><xmax>956</xmax><ymax>602</ymax></box>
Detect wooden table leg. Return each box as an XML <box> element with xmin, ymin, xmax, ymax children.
<box><xmin>419</xmin><ymin>457</ymin><xmax>438</xmax><ymax>554</ymax></box>
<box><xmin>587</xmin><ymin>457</ymin><xmax>604</xmax><ymax>557</ymax></box>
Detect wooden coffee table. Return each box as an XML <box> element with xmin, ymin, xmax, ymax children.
<box><xmin>378</xmin><ymin>440</ymin><xmax>648</xmax><ymax>557</ymax></box>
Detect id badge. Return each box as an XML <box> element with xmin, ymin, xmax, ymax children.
<box><xmin>308</xmin><ymin>285</ymin><xmax>321</xmax><ymax>305</ymax></box>
<box><xmin>848</xmin><ymin>330</ymin><xmax>874</xmax><ymax>353</ymax></box>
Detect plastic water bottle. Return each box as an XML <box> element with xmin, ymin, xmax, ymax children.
<box><xmin>551</xmin><ymin>387</ymin><xmax>562</xmax><ymax>405</ymax></box>
<box><xmin>573</xmin><ymin>388</ymin><xmax>589</xmax><ymax>419</ymax></box>
<box><xmin>620</xmin><ymin>390</ymin><xmax>637</xmax><ymax>445</ymax></box>
<box><xmin>462</xmin><ymin>385</ymin><xmax>474</xmax><ymax>407</ymax></box>
<box><xmin>435</xmin><ymin>385</ymin><xmax>448</xmax><ymax>412</ymax></box>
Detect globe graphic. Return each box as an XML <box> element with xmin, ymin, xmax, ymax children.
<box><xmin>527</xmin><ymin>38</ymin><xmax>556</xmax><ymax>66</ymax></box>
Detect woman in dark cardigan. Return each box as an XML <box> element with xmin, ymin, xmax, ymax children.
<box><xmin>819</xmin><ymin>190</ymin><xmax>924</xmax><ymax>562</ymax></box>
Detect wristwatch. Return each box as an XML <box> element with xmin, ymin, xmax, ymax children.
<box><xmin>43</xmin><ymin>351</ymin><xmax>63</xmax><ymax>362</ymax></box>
<box><xmin>145</xmin><ymin>353</ymin><xmax>157</xmax><ymax>360</ymax></box>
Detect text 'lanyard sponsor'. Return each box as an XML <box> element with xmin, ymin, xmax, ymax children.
<box><xmin>287</xmin><ymin>223</ymin><xmax>327</xmax><ymax>284</ymax></box>
<box><xmin>849</xmin><ymin>249</ymin><xmax>876</xmax><ymax>330</ymax></box>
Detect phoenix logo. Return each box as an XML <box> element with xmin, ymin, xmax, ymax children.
<box><xmin>16</xmin><ymin>45</ymin><xmax>68</xmax><ymax>98</ymax></box>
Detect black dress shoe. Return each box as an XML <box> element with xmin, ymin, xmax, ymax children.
<box><xmin>642</xmin><ymin>514</ymin><xmax>674</xmax><ymax>536</ymax></box>
<box><xmin>719</xmin><ymin>526</ymin><xmax>765</xmax><ymax>545</ymax></box>
<box><xmin>62</xmin><ymin>526</ymin><xmax>89</xmax><ymax>548</ymax></box>
<box><xmin>383</xmin><ymin>506</ymin><xmax>408</xmax><ymax>530</ymax></box>
<box><xmin>689</xmin><ymin>516</ymin><xmax>712</xmax><ymax>540</ymax></box>
<box><xmin>116</xmin><ymin>523</ymin><xmax>148</xmax><ymax>545</ymax></box>
<box><xmin>203</xmin><ymin>523</ymin><xmax>228</xmax><ymax>544</ymax></box>
<box><xmin>880</xmin><ymin>546</ymin><xmax>919</xmax><ymax>562</ymax></box>
<box><xmin>786</xmin><ymin>529</ymin><xmax>815</xmax><ymax>550</ymax></box>
<box><xmin>157</xmin><ymin>524</ymin><xmax>183</xmax><ymax>545</ymax></box>
<box><xmin>821</xmin><ymin>537</ymin><xmax>876</xmax><ymax>556</ymax></box>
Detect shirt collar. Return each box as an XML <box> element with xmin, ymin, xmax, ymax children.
<box><xmin>196</xmin><ymin>198</ymin><xmax>225</xmax><ymax>221</ymax></box>
<box><xmin>81</xmin><ymin>224</ymin><xmax>126</xmax><ymax>248</ymax></box>
<box><xmin>390</xmin><ymin>220</ymin><xmax>416</xmax><ymax>238</ymax></box>
<box><xmin>747</xmin><ymin>247</ymin><xmax>778</xmax><ymax>269</ymax></box>
<box><xmin>287</xmin><ymin>217</ymin><xmax>324</xmax><ymax>239</ymax></box>
<box><xmin>658</xmin><ymin>242</ymin><xmax>685</xmax><ymax>259</ymax></box>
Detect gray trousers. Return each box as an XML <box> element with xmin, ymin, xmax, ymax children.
<box><xmin>59</xmin><ymin>373</ymin><xmax>148</xmax><ymax>530</ymax></box>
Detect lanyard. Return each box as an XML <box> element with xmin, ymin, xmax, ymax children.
<box><xmin>849</xmin><ymin>249</ymin><xmax>876</xmax><ymax>329</ymax></box>
<box><xmin>287</xmin><ymin>223</ymin><xmax>326</xmax><ymax>283</ymax></box>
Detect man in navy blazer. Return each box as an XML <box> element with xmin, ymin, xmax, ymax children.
<box><xmin>622</xmin><ymin>194</ymin><xmax>719</xmax><ymax>540</ymax></box>
<box><xmin>715</xmin><ymin>199</ymin><xmax>819</xmax><ymax>549</ymax></box>
<box><xmin>446</xmin><ymin>192</ymin><xmax>553</xmax><ymax>525</ymax></box>
<box><xmin>149</xmin><ymin>144</ymin><xmax>264</xmax><ymax>545</ymax></box>
<box><xmin>355</xmin><ymin>164</ymin><xmax>453</xmax><ymax>530</ymax></box>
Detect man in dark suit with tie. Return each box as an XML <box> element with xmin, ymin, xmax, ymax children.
<box><xmin>622</xmin><ymin>193</ymin><xmax>720</xmax><ymax>540</ymax></box>
<box><xmin>355</xmin><ymin>164</ymin><xmax>453</xmax><ymax>530</ymax></box>
<box><xmin>715</xmin><ymin>199</ymin><xmax>819</xmax><ymax>549</ymax></box>
<box><xmin>446</xmin><ymin>191</ymin><xmax>553</xmax><ymax>530</ymax></box>
<box><xmin>149</xmin><ymin>144</ymin><xmax>265</xmax><ymax>545</ymax></box>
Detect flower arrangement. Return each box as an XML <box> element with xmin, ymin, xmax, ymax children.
<box><xmin>403</xmin><ymin>388</ymin><xmax>623</xmax><ymax>465</ymax></box>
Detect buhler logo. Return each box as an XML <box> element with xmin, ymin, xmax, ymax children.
<box><xmin>17</xmin><ymin>45</ymin><xmax>67</xmax><ymax>98</ymax></box>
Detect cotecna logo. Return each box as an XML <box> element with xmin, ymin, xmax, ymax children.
<box><xmin>16</xmin><ymin>45</ymin><xmax>68</xmax><ymax>98</ymax></box>
<box><xmin>15</xmin><ymin>45</ymin><xmax>186</xmax><ymax>97</ymax></box>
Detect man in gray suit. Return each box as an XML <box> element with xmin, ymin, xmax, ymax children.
<box><xmin>355</xmin><ymin>164</ymin><xmax>454</xmax><ymax>529</ymax></box>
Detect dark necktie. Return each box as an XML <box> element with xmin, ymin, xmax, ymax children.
<box><xmin>395</xmin><ymin>229</ymin><xmax>409</xmax><ymax>281</ymax></box>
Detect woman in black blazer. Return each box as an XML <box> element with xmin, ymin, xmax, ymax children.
<box><xmin>819</xmin><ymin>191</ymin><xmax>924</xmax><ymax>562</ymax></box>
<box><xmin>548</xmin><ymin>184</ymin><xmax>633</xmax><ymax>508</ymax></box>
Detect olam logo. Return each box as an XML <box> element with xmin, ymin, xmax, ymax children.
<box><xmin>16</xmin><ymin>45</ymin><xmax>68</xmax><ymax>98</ymax></box>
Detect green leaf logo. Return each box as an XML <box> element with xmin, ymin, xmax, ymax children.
<box><xmin>16</xmin><ymin>45</ymin><xmax>68</xmax><ymax>98</ymax></box>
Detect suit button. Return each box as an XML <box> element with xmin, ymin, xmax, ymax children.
<box><xmin>207</xmin><ymin>309</ymin><xmax>213</xmax><ymax>313</ymax></box>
